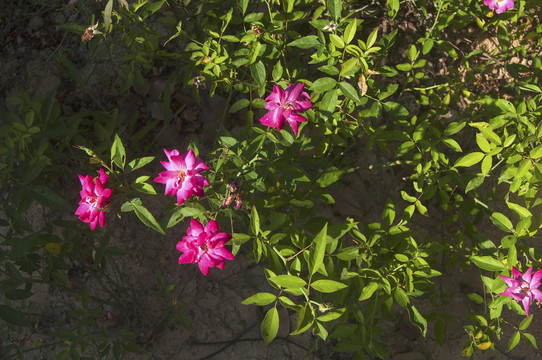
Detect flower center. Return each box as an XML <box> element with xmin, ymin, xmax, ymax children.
<box><xmin>200</xmin><ymin>244</ymin><xmax>208</xmax><ymax>251</ymax></box>
<box><xmin>85</xmin><ymin>196</ymin><xmax>99</xmax><ymax>209</ymax></box>
<box><xmin>281</xmin><ymin>101</ymin><xmax>294</xmax><ymax>111</ymax></box>
<box><xmin>520</xmin><ymin>282</ymin><xmax>530</xmax><ymax>294</ymax></box>
<box><xmin>176</xmin><ymin>170</ymin><xmax>186</xmax><ymax>186</ymax></box>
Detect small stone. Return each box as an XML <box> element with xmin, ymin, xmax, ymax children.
<box><xmin>29</xmin><ymin>16</ymin><xmax>44</xmax><ymax>32</ymax></box>
<box><xmin>53</xmin><ymin>12</ymin><xmax>66</xmax><ymax>25</ymax></box>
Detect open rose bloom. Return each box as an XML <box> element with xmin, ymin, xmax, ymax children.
<box><xmin>500</xmin><ymin>266</ymin><xmax>542</xmax><ymax>317</ymax></box>
<box><xmin>259</xmin><ymin>82</ymin><xmax>313</xmax><ymax>136</ymax></box>
<box><xmin>75</xmin><ymin>168</ymin><xmax>112</xmax><ymax>230</ymax></box>
<box><xmin>154</xmin><ymin>148</ymin><xmax>209</xmax><ymax>205</ymax></box>
<box><xmin>177</xmin><ymin>219</ymin><xmax>234</xmax><ymax>275</ymax></box>
<box><xmin>484</xmin><ymin>0</ymin><xmax>514</xmax><ymax>14</ymax></box>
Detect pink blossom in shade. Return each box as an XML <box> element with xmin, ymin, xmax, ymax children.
<box><xmin>259</xmin><ymin>82</ymin><xmax>313</xmax><ymax>136</ymax></box>
<box><xmin>499</xmin><ymin>266</ymin><xmax>542</xmax><ymax>317</ymax></box>
<box><xmin>75</xmin><ymin>168</ymin><xmax>112</xmax><ymax>230</ymax></box>
<box><xmin>176</xmin><ymin>219</ymin><xmax>234</xmax><ymax>276</ymax></box>
<box><xmin>484</xmin><ymin>0</ymin><xmax>514</xmax><ymax>14</ymax></box>
<box><xmin>154</xmin><ymin>148</ymin><xmax>209</xmax><ymax>205</ymax></box>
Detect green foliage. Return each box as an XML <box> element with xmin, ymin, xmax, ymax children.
<box><xmin>3</xmin><ymin>0</ymin><xmax>542</xmax><ymax>358</ymax></box>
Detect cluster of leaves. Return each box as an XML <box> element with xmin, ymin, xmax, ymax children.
<box><xmin>2</xmin><ymin>0</ymin><xmax>542</xmax><ymax>358</ymax></box>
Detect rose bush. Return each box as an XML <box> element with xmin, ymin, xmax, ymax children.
<box><xmin>2</xmin><ymin>0</ymin><xmax>542</xmax><ymax>358</ymax></box>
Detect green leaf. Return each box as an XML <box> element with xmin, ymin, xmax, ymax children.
<box><xmin>383</xmin><ymin>198</ymin><xmax>395</xmax><ymax>226</ymax></box>
<box><xmin>476</xmin><ymin>134</ymin><xmax>491</xmax><ymax>153</ymax></box>
<box><xmin>287</xmin><ymin>36</ymin><xmax>321</xmax><ymax>49</ymax></box>
<box><xmin>415</xmin><ymin>200</ymin><xmax>428</xmax><ymax>216</ymax></box>
<box><xmin>104</xmin><ymin>0</ymin><xmax>114</xmax><ymax>30</ymax></box>
<box><xmin>309</xmin><ymin>223</ymin><xmax>328</xmax><ymax>276</ymax></box>
<box><xmin>319</xmin><ymin>89</ymin><xmax>338</xmax><ymax>115</ymax></box>
<box><xmin>496</xmin><ymin>99</ymin><xmax>516</xmax><ymax>114</ymax></box>
<box><xmin>441</xmin><ymin>138</ymin><xmax>462</xmax><ymax>152</ymax></box>
<box><xmin>131</xmin><ymin>201</ymin><xmax>165</xmax><ymax>235</ymax></box>
<box><xmin>467</xmin><ymin>293</ymin><xmax>484</xmax><ymax>304</ymax></box>
<box><xmin>229</xmin><ymin>98</ymin><xmax>250</xmax><ymax>113</ymax></box>
<box><xmin>127</xmin><ymin>156</ymin><xmax>154</xmax><ymax>172</ymax></box>
<box><xmin>407</xmin><ymin>303</ymin><xmax>427</xmax><ymax>336</ymax></box>
<box><xmin>401</xmin><ymin>191</ymin><xmax>417</xmax><ymax>203</ymax></box>
<box><xmin>529</xmin><ymin>145</ymin><xmax>542</xmax><ymax>159</ymax></box>
<box><xmin>269</xmin><ymin>275</ymin><xmax>307</xmax><ymax>288</ymax></box>
<box><xmin>283</xmin><ymin>0</ymin><xmax>294</xmax><ymax>12</ymax></box>
<box><xmin>340</xmin><ymin>58</ymin><xmax>358</xmax><ymax>77</ymax></box>
<box><xmin>396</xmin><ymin>63</ymin><xmax>412</xmax><ymax>72</ymax></box>
<box><xmin>490</xmin><ymin>212</ymin><xmax>514</xmax><ymax>233</ymax></box>
<box><xmin>383</xmin><ymin>101</ymin><xmax>409</xmax><ymax>118</ymax></box>
<box><xmin>318</xmin><ymin>307</ymin><xmax>346</xmax><ymax>322</ymax></box>
<box><xmin>444</xmin><ymin>121</ymin><xmax>465</xmax><ymax>136</ymax></box>
<box><xmin>329</xmin><ymin>33</ymin><xmax>345</xmax><ymax>48</ymax></box>
<box><xmin>359</xmin><ymin>281</ymin><xmax>378</xmax><ymax>301</ymax></box>
<box><xmin>242</xmin><ymin>292</ymin><xmax>277</xmax><ymax>306</ymax></box>
<box><xmin>422</xmin><ymin>39</ymin><xmax>434</xmax><ymax>55</ymax></box>
<box><xmin>165</xmin><ymin>205</ymin><xmax>204</xmax><ymax>228</ymax></box>
<box><xmin>310</xmin><ymin>77</ymin><xmax>337</xmax><ymax>93</ymax></box>
<box><xmin>0</xmin><ymin>305</ymin><xmax>29</xmax><ymax>326</ymax></box>
<box><xmin>250</xmin><ymin>206</ymin><xmax>260</xmax><ymax>236</ymax></box>
<box><xmin>436</xmin><ymin>40</ymin><xmax>458</xmax><ymax>59</ymax></box>
<box><xmin>262</xmin><ymin>307</ymin><xmax>279</xmax><ymax>346</ymax></box>
<box><xmin>23</xmin><ymin>162</ymin><xmax>46</xmax><ymax>184</ymax></box>
<box><xmin>291</xmin><ymin>303</ymin><xmax>314</xmax><ymax>335</ymax></box>
<box><xmin>454</xmin><ymin>152</ymin><xmax>484</xmax><ymax>167</ymax></box>
<box><xmin>139</xmin><ymin>0</ymin><xmax>166</xmax><ymax>19</ymax></box>
<box><xmin>339</xmin><ymin>81</ymin><xmax>361</xmax><ymax>104</ymax></box>
<box><xmin>318</xmin><ymin>64</ymin><xmax>339</xmax><ymax>75</ymax></box>
<box><xmin>506</xmin><ymin>201</ymin><xmax>532</xmax><ymax>219</ymax></box>
<box><xmin>470</xmin><ymin>256</ymin><xmax>506</xmax><ymax>272</ymax></box>
<box><xmin>311</xmin><ymin>280</ymin><xmax>347</xmax><ymax>293</ymax></box>
<box><xmin>249</xmin><ymin>41</ymin><xmax>262</xmax><ymax>64</ymax></box>
<box><xmin>237</xmin><ymin>0</ymin><xmax>248</xmax><ymax>15</ymax></box>
<box><xmin>132</xmin><ymin>176</ymin><xmax>157</xmax><ymax>195</ymax></box>
<box><xmin>393</xmin><ymin>287</ymin><xmax>409</xmax><ymax>307</ymax></box>
<box><xmin>232</xmin><ymin>233</ymin><xmax>251</xmax><ymax>245</ymax></box>
<box><xmin>497</xmin><ymin>24</ymin><xmax>509</xmax><ymax>50</ymax></box>
<box><xmin>522</xmin><ymin>333</ymin><xmax>537</xmax><ymax>349</ymax></box>
<box><xmin>367</xmin><ymin>27</ymin><xmax>378</xmax><ymax>48</ymax></box>
<box><xmin>520</xmin><ymin>84</ymin><xmax>542</xmax><ymax>93</ymax></box>
<box><xmin>514</xmin><ymin>159</ymin><xmax>531</xmax><ymax>180</ymax></box>
<box><xmin>32</xmin><ymin>186</ymin><xmax>71</xmax><ymax>211</ymax></box>
<box><xmin>508</xmin><ymin>331</ymin><xmax>520</xmax><ymax>352</ymax></box>
<box><xmin>481</xmin><ymin>155</ymin><xmax>492</xmax><ymax>175</ymax></box>
<box><xmin>479</xmin><ymin>127</ymin><xmax>502</xmax><ymax>145</ymax></box>
<box><xmin>250</xmin><ymin>61</ymin><xmax>266</xmax><ymax>89</ymax></box>
<box><xmin>387</xmin><ymin>0</ymin><xmax>399</xmax><ymax>19</ymax></box>
<box><xmin>329</xmin><ymin>323</ymin><xmax>357</xmax><ymax>339</ymax></box>
<box><xmin>344</xmin><ymin>18</ymin><xmax>357</xmax><ymax>45</ymax></box>
<box><xmin>164</xmin><ymin>19</ymin><xmax>183</xmax><ymax>46</ymax></box>
<box><xmin>327</xmin><ymin>0</ymin><xmax>341</xmax><ymax>21</ymax></box>
<box><xmin>519</xmin><ymin>314</ymin><xmax>533</xmax><ymax>331</ymax></box>
<box><xmin>111</xmin><ymin>134</ymin><xmax>126</xmax><ymax>170</ymax></box>
<box><xmin>272</xmin><ymin>60</ymin><xmax>283</xmax><ymax>81</ymax></box>
<box><xmin>316</xmin><ymin>167</ymin><xmax>345</xmax><ymax>187</ymax></box>
<box><xmin>60</xmin><ymin>23</ymin><xmax>86</xmax><ymax>34</ymax></box>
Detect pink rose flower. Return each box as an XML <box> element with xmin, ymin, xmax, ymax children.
<box><xmin>500</xmin><ymin>266</ymin><xmax>542</xmax><ymax>317</ymax></box>
<box><xmin>484</xmin><ymin>0</ymin><xmax>514</xmax><ymax>14</ymax></box>
<box><xmin>154</xmin><ymin>148</ymin><xmax>209</xmax><ymax>205</ymax></box>
<box><xmin>259</xmin><ymin>82</ymin><xmax>313</xmax><ymax>136</ymax></box>
<box><xmin>75</xmin><ymin>168</ymin><xmax>112</xmax><ymax>230</ymax></box>
<box><xmin>177</xmin><ymin>219</ymin><xmax>234</xmax><ymax>275</ymax></box>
